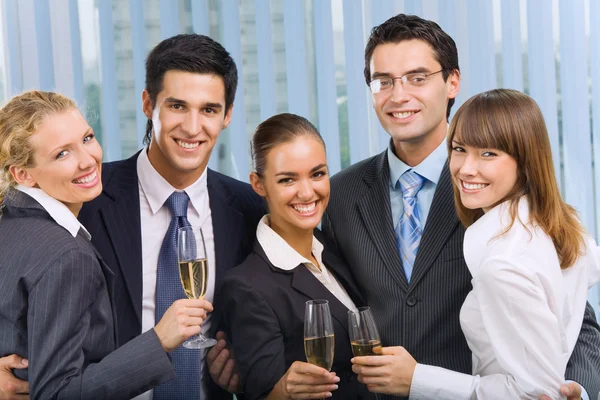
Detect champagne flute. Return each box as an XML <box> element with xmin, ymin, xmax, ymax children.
<box><xmin>178</xmin><ymin>226</ymin><xmax>217</xmax><ymax>349</ymax></box>
<box><xmin>349</xmin><ymin>306</ymin><xmax>381</xmax><ymax>399</ymax></box>
<box><xmin>348</xmin><ymin>306</ymin><xmax>382</xmax><ymax>356</ymax></box>
<box><xmin>304</xmin><ymin>300</ymin><xmax>335</xmax><ymax>371</ymax></box>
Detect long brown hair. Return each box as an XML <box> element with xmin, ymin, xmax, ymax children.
<box><xmin>447</xmin><ymin>89</ymin><xmax>585</xmax><ymax>269</ymax></box>
<box><xmin>0</xmin><ymin>90</ymin><xmax>76</xmax><ymax>202</ymax></box>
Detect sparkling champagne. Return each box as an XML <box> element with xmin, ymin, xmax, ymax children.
<box><xmin>179</xmin><ymin>258</ymin><xmax>208</xmax><ymax>299</ymax></box>
<box><xmin>351</xmin><ymin>339</ymin><xmax>382</xmax><ymax>357</ymax></box>
<box><xmin>304</xmin><ymin>334</ymin><xmax>335</xmax><ymax>371</ymax></box>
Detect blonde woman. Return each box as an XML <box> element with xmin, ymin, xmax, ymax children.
<box><xmin>0</xmin><ymin>91</ymin><xmax>212</xmax><ymax>399</ymax></box>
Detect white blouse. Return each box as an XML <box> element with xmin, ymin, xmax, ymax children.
<box><xmin>410</xmin><ymin>197</ymin><xmax>600</xmax><ymax>399</ymax></box>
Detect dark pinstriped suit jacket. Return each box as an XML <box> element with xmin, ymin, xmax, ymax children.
<box><xmin>322</xmin><ymin>150</ymin><xmax>600</xmax><ymax>399</ymax></box>
<box><xmin>78</xmin><ymin>152</ymin><xmax>265</xmax><ymax>399</ymax></box>
<box><xmin>0</xmin><ymin>190</ymin><xmax>175</xmax><ymax>399</ymax></box>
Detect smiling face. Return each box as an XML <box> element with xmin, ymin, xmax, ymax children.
<box><xmin>370</xmin><ymin>39</ymin><xmax>459</xmax><ymax>164</ymax></box>
<box><xmin>449</xmin><ymin>141</ymin><xmax>518</xmax><ymax>213</ymax></box>
<box><xmin>143</xmin><ymin>70</ymin><xmax>232</xmax><ymax>189</ymax></box>
<box><xmin>250</xmin><ymin>135</ymin><xmax>329</xmax><ymax>238</ymax></box>
<box><xmin>10</xmin><ymin>108</ymin><xmax>102</xmax><ymax>216</ymax></box>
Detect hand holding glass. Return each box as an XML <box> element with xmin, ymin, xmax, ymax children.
<box><xmin>304</xmin><ymin>300</ymin><xmax>335</xmax><ymax>371</ymax></box>
<box><xmin>348</xmin><ymin>306</ymin><xmax>382</xmax><ymax>356</ymax></box>
<box><xmin>178</xmin><ymin>226</ymin><xmax>217</xmax><ymax>349</ymax></box>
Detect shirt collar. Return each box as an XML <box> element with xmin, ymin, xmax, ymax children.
<box><xmin>137</xmin><ymin>148</ymin><xmax>208</xmax><ymax>214</ymax></box>
<box><xmin>387</xmin><ymin>138</ymin><xmax>448</xmax><ymax>190</ymax></box>
<box><xmin>256</xmin><ymin>215</ymin><xmax>324</xmax><ymax>270</ymax></box>
<box><xmin>463</xmin><ymin>196</ymin><xmax>530</xmax><ymax>274</ymax></box>
<box><xmin>15</xmin><ymin>185</ymin><xmax>91</xmax><ymax>239</ymax></box>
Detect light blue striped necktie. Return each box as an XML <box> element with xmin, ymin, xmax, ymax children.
<box><xmin>396</xmin><ymin>170</ymin><xmax>426</xmax><ymax>282</ymax></box>
<box><xmin>154</xmin><ymin>191</ymin><xmax>202</xmax><ymax>400</ymax></box>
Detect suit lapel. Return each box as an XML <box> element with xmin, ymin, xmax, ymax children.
<box><xmin>208</xmin><ymin>171</ymin><xmax>245</xmax><ymax>299</ymax></box>
<box><xmin>356</xmin><ymin>152</ymin><xmax>409</xmax><ymax>292</ymax></box>
<box><xmin>99</xmin><ymin>156</ymin><xmax>144</xmax><ymax>327</ymax></box>
<box><xmin>409</xmin><ymin>163</ymin><xmax>459</xmax><ymax>288</ymax></box>
<box><xmin>321</xmin><ymin>245</ymin><xmax>366</xmax><ymax>307</ymax></box>
<box><xmin>290</xmin><ymin>264</ymin><xmax>351</xmax><ymax>337</ymax></box>
<box><xmin>92</xmin><ymin>245</ymin><xmax>119</xmax><ymax>345</ymax></box>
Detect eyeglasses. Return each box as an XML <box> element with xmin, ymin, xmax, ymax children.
<box><xmin>369</xmin><ymin>69</ymin><xmax>445</xmax><ymax>94</ymax></box>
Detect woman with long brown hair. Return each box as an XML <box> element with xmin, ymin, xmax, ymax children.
<box><xmin>352</xmin><ymin>89</ymin><xmax>600</xmax><ymax>399</ymax></box>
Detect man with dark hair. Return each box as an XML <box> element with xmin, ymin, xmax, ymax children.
<box><xmin>323</xmin><ymin>14</ymin><xmax>600</xmax><ymax>400</ymax></box>
<box><xmin>0</xmin><ymin>33</ymin><xmax>263</xmax><ymax>400</ymax></box>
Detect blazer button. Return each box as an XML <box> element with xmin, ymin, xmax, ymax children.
<box><xmin>406</xmin><ymin>296</ymin><xmax>417</xmax><ymax>307</ymax></box>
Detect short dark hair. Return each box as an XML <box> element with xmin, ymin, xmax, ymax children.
<box><xmin>143</xmin><ymin>34</ymin><xmax>238</xmax><ymax>144</ymax></box>
<box><xmin>364</xmin><ymin>14</ymin><xmax>460</xmax><ymax>119</ymax></box>
<box><xmin>251</xmin><ymin>113</ymin><xmax>325</xmax><ymax>176</ymax></box>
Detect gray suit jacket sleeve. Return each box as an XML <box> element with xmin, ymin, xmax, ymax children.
<box><xmin>27</xmin><ymin>249</ymin><xmax>175</xmax><ymax>400</ymax></box>
<box><xmin>565</xmin><ymin>302</ymin><xmax>600</xmax><ymax>397</ymax></box>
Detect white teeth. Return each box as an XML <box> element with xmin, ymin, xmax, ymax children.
<box><xmin>293</xmin><ymin>202</ymin><xmax>316</xmax><ymax>214</ymax></box>
<box><xmin>176</xmin><ymin>139</ymin><xmax>200</xmax><ymax>149</ymax></box>
<box><xmin>392</xmin><ymin>111</ymin><xmax>415</xmax><ymax>119</ymax></box>
<box><xmin>74</xmin><ymin>170</ymin><xmax>97</xmax><ymax>184</ymax></box>
<box><xmin>463</xmin><ymin>181</ymin><xmax>488</xmax><ymax>190</ymax></box>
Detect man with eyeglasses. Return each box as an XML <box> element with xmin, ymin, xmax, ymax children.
<box><xmin>322</xmin><ymin>13</ymin><xmax>600</xmax><ymax>400</ymax></box>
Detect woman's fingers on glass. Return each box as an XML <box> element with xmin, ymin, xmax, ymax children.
<box><xmin>290</xmin><ymin>362</ymin><xmax>339</xmax><ymax>381</ymax></box>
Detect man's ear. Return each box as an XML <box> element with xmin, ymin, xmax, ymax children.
<box><xmin>9</xmin><ymin>165</ymin><xmax>36</xmax><ymax>187</ymax></box>
<box><xmin>249</xmin><ymin>172</ymin><xmax>266</xmax><ymax>198</ymax></box>
<box><xmin>222</xmin><ymin>104</ymin><xmax>234</xmax><ymax>130</ymax></box>
<box><xmin>446</xmin><ymin>69</ymin><xmax>461</xmax><ymax>100</ymax></box>
<box><xmin>142</xmin><ymin>90</ymin><xmax>154</xmax><ymax>119</ymax></box>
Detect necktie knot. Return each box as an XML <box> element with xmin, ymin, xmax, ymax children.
<box><xmin>165</xmin><ymin>191</ymin><xmax>190</xmax><ymax>218</ymax></box>
<box><xmin>399</xmin><ymin>170</ymin><xmax>425</xmax><ymax>199</ymax></box>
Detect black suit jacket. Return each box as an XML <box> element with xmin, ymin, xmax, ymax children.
<box><xmin>78</xmin><ymin>152</ymin><xmax>265</xmax><ymax>399</ymax></box>
<box><xmin>216</xmin><ymin>231</ymin><xmax>375</xmax><ymax>400</ymax></box>
<box><xmin>323</xmin><ymin>150</ymin><xmax>600</xmax><ymax>399</ymax></box>
<box><xmin>0</xmin><ymin>190</ymin><xmax>175</xmax><ymax>399</ymax></box>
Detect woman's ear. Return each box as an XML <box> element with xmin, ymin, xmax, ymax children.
<box><xmin>9</xmin><ymin>165</ymin><xmax>36</xmax><ymax>187</ymax></box>
<box><xmin>249</xmin><ymin>172</ymin><xmax>267</xmax><ymax>197</ymax></box>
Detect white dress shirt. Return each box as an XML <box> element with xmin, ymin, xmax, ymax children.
<box><xmin>15</xmin><ymin>185</ymin><xmax>90</xmax><ymax>239</ymax></box>
<box><xmin>134</xmin><ymin>149</ymin><xmax>216</xmax><ymax>400</ymax></box>
<box><xmin>410</xmin><ymin>196</ymin><xmax>600</xmax><ymax>400</ymax></box>
<box><xmin>256</xmin><ymin>215</ymin><xmax>358</xmax><ymax>313</ymax></box>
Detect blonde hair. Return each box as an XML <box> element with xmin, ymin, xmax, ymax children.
<box><xmin>0</xmin><ymin>91</ymin><xmax>77</xmax><ymax>202</ymax></box>
<box><xmin>447</xmin><ymin>89</ymin><xmax>585</xmax><ymax>269</ymax></box>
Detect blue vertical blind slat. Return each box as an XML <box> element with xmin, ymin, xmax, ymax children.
<box><xmin>191</xmin><ymin>0</ymin><xmax>210</xmax><ymax>36</ymax></box>
<box><xmin>222</xmin><ymin>0</ymin><xmax>249</xmax><ymax>180</ymax></box>
<box><xmin>313</xmin><ymin>0</ymin><xmax>341</xmax><ymax>174</ymax></box>
<box><xmin>159</xmin><ymin>0</ymin><xmax>180</xmax><ymax>40</ymax></box>
<box><xmin>558</xmin><ymin>0</ymin><xmax>594</xmax><ymax>236</ymax></box>
<box><xmin>17</xmin><ymin>0</ymin><xmax>40</xmax><ymax>90</ymax></box>
<box><xmin>500</xmin><ymin>0</ymin><xmax>523</xmax><ymax>91</ymax></box>
<box><xmin>255</xmin><ymin>0</ymin><xmax>277</xmax><ymax>121</ymax></box>
<box><xmin>403</xmin><ymin>0</ymin><xmax>423</xmax><ymax>16</ymax></box>
<box><xmin>68</xmin><ymin>0</ymin><xmax>85</xmax><ymax>108</ymax></box>
<box><xmin>129</xmin><ymin>0</ymin><xmax>148</xmax><ymax>149</ymax></box>
<box><xmin>466</xmin><ymin>0</ymin><xmax>496</xmax><ymax>94</ymax></box>
<box><xmin>343</xmin><ymin>0</ymin><xmax>371</xmax><ymax>163</ymax></box>
<box><xmin>97</xmin><ymin>0</ymin><xmax>122</xmax><ymax>161</ymax></box>
<box><xmin>283</xmin><ymin>0</ymin><xmax>309</xmax><ymax>117</ymax></box>
<box><xmin>4</xmin><ymin>0</ymin><xmax>22</xmax><ymax>95</ymax></box>
<box><xmin>589</xmin><ymin>0</ymin><xmax>600</xmax><ymax>311</ymax></box>
<box><xmin>34</xmin><ymin>0</ymin><xmax>54</xmax><ymax>91</ymax></box>
<box><xmin>526</xmin><ymin>0</ymin><xmax>560</xmax><ymax>188</ymax></box>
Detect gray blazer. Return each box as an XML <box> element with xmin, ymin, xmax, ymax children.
<box><xmin>323</xmin><ymin>151</ymin><xmax>600</xmax><ymax>399</ymax></box>
<box><xmin>0</xmin><ymin>190</ymin><xmax>175</xmax><ymax>400</ymax></box>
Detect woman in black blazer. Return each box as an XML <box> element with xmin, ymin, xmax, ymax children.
<box><xmin>217</xmin><ymin>114</ymin><xmax>374</xmax><ymax>400</ymax></box>
<box><xmin>0</xmin><ymin>90</ymin><xmax>211</xmax><ymax>399</ymax></box>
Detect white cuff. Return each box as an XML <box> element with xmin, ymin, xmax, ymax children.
<box><xmin>409</xmin><ymin>363</ymin><xmax>474</xmax><ymax>400</ymax></box>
